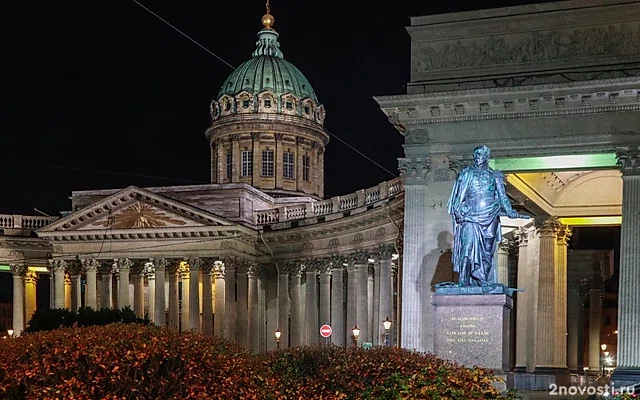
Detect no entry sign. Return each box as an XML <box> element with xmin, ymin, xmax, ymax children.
<box><xmin>320</xmin><ymin>324</ymin><xmax>332</xmax><ymax>338</ymax></box>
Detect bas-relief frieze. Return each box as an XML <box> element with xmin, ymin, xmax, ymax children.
<box><xmin>412</xmin><ymin>23</ymin><xmax>640</xmax><ymax>73</ymax></box>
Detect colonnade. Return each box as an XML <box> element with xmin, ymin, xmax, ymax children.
<box><xmin>9</xmin><ymin>244</ymin><xmax>398</xmax><ymax>351</ymax></box>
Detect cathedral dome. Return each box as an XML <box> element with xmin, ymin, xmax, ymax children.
<box><xmin>217</xmin><ymin>29</ymin><xmax>318</xmax><ymax>103</ymax></box>
<box><xmin>206</xmin><ymin>13</ymin><xmax>329</xmax><ymax>200</ymax></box>
<box><xmin>210</xmin><ymin>22</ymin><xmax>325</xmax><ymax>125</ymax></box>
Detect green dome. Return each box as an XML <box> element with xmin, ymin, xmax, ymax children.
<box><xmin>217</xmin><ymin>29</ymin><xmax>318</xmax><ymax>102</ymax></box>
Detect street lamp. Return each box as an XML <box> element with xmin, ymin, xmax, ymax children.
<box><xmin>383</xmin><ymin>316</ymin><xmax>392</xmax><ymax>347</ymax></box>
<box><xmin>7</xmin><ymin>329</ymin><xmax>14</xmax><ymax>338</ymax></box>
<box><xmin>274</xmin><ymin>329</ymin><xmax>281</xmax><ymax>350</ymax></box>
<box><xmin>601</xmin><ymin>344</ymin><xmax>608</xmax><ymax>376</ymax></box>
<box><xmin>352</xmin><ymin>325</ymin><xmax>360</xmax><ymax>346</ymax></box>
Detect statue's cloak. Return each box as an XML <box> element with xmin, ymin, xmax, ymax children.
<box><xmin>447</xmin><ymin>166</ymin><xmax>503</xmax><ymax>284</ymax></box>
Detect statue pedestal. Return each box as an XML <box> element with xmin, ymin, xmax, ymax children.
<box><xmin>432</xmin><ymin>294</ymin><xmax>513</xmax><ymax>391</ymax></box>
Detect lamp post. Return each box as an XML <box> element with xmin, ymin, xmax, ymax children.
<box><xmin>352</xmin><ymin>325</ymin><xmax>360</xmax><ymax>347</ymax></box>
<box><xmin>274</xmin><ymin>329</ymin><xmax>281</xmax><ymax>350</ymax></box>
<box><xmin>603</xmin><ymin>351</ymin><xmax>610</xmax><ymax>376</ymax></box>
<box><xmin>383</xmin><ymin>316</ymin><xmax>391</xmax><ymax>347</ymax></box>
<box><xmin>601</xmin><ymin>344</ymin><xmax>607</xmax><ymax>376</ymax></box>
<box><xmin>7</xmin><ymin>329</ymin><xmax>14</xmax><ymax>338</ymax></box>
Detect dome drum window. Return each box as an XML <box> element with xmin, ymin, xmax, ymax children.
<box><xmin>242</xmin><ymin>99</ymin><xmax>251</xmax><ymax>109</ymax></box>
<box><xmin>264</xmin><ymin>99</ymin><xmax>272</xmax><ymax>108</ymax></box>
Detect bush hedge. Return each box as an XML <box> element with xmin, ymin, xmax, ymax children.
<box><xmin>25</xmin><ymin>307</ymin><xmax>148</xmax><ymax>333</ymax></box>
<box><xmin>1</xmin><ymin>324</ymin><xmax>516</xmax><ymax>399</ymax></box>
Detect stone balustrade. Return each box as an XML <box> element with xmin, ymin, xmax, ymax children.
<box><xmin>255</xmin><ymin>177</ymin><xmax>404</xmax><ymax>226</ymax></box>
<box><xmin>0</xmin><ymin>214</ymin><xmax>59</xmax><ymax>231</ymax></box>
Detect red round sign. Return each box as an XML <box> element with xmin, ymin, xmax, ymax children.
<box><xmin>320</xmin><ymin>324</ymin><xmax>332</xmax><ymax>338</ymax></box>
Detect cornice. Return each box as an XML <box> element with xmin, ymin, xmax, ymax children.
<box><xmin>40</xmin><ymin>227</ymin><xmax>258</xmax><ymax>245</ymax></box>
<box><xmin>374</xmin><ymin>77</ymin><xmax>640</xmax><ymax>104</ymax></box>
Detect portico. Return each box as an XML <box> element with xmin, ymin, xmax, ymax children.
<box><xmin>375</xmin><ymin>0</ymin><xmax>640</xmax><ymax>389</ymax></box>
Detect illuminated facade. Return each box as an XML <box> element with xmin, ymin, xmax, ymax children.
<box><xmin>375</xmin><ymin>0</ymin><xmax>640</xmax><ymax>389</ymax></box>
<box><xmin>0</xmin><ymin>12</ymin><xmax>403</xmax><ymax>354</ymax></box>
<box><xmin>1</xmin><ymin>0</ymin><xmax>639</xmax><ymax>391</ymax></box>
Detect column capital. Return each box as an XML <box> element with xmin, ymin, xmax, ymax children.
<box><xmin>327</xmin><ymin>254</ymin><xmax>347</xmax><ymax>269</ymax></box>
<box><xmin>349</xmin><ymin>250</ymin><xmax>370</xmax><ymax>265</ymax></box>
<box><xmin>187</xmin><ymin>257</ymin><xmax>202</xmax><ymax>271</ymax></box>
<box><xmin>24</xmin><ymin>270</ymin><xmax>37</xmax><ymax>284</ymax></box>
<box><xmin>212</xmin><ymin>261</ymin><xmax>225</xmax><ymax>278</ymax></box>
<box><xmin>10</xmin><ymin>264</ymin><xmax>27</xmax><ymax>276</ymax></box>
<box><xmin>282</xmin><ymin>261</ymin><xmax>305</xmax><ymax>277</ymax></box>
<box><xmin>66</xmin><ymin>257</ymin><xmax>83</xmax><ymax>276</ymax></box>
<box><xmin>166</xmin><ymin>259</ymin><xmax>182</xmax><ymax>274</ymax></box>
<box><xmin>48</xmin><ymin>259</ymin><xmax>67</xmax><ymax>274</ymax></box>
<box><xmin>317</xmin><ymin>260</ymin><xmax>332</xmax><ymax>275</ymax></box>
<box><xmin>534</xmin><ymin>216</ymin><xmax>562</xmax><ymax>235</ymax></box>
<box><xmin>143</xmin><ymin>262</ymin><xmax>156</xmax><ymax>277</ymax></box>
<box><xmin>398</xmin><ymin>157</ymin><xmax>430</xmax><ymax>182</ymax></box>
<box><xmin>116</xmin><ymin>258</ymin><xmax>133</xmax><ymax>272</ymax></box>
<box><xmin>556</xmin><ymin>225</ymin><xmax>572</xmax><ymax>246</ymax></box>
<box><xmin>376</xmin><ymin>243</ymin><xmax>396</xmax><ymax>260</ymax></box>
<box><xmin>178</xmin><ymin>262</ymin><xmax>190</xmax><ymax>279</ymax></box>
<box><xmin>81</xmin><ymin>258</ymin><xmax>100</xmax><ymax>273</ymax></box>
<box><xmin>247</xmin><ymin>263</ymin><xmax>259</xmax><ymax>277</ymax></box>
<box><xmin>616</xmin><ymin>146</ymin><xmax>640</xmax><ymax>176</ymax></box>
<box><xmin>129</xmin><ymin>260</ymin><xmax>145</xmax><ymax>275</ymax></box>
<box><xmin>232</xmin><ymin>258</ymin><xmax>251</xmax><ymax>274</ymax></box>
<box><xmin>96</xmin><ymin>260</ymin><xmax>113</xmax><ymax>275</ymax></box>
<box><xmin>151</xmin><ymin>258</ymin><xmax>167</xmax><ymax>271</ymax></box>
<box><xmin>200</xmin><ymin>258</ymin><xmax>217</xmax><ymax>274</ymax></box>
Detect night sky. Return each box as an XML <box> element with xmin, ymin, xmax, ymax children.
<box><xmin>5</xmin><ymin>0</ymin><xmax>557</xmax><ymax>216</ymax></box>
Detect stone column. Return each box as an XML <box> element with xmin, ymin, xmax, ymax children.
<box><xmin>223</xmin><ymin>258</ymin><xmax>236</xmax><ymax>341</ymax></box>
<box><xmin>367</xmin><ymin>265</ymin><xmax>374</xmax><ymax>344</ymax></box>
<box><xmin>167</xmin><ymin>260</ymin><xmax>181</xmax><ymax>330</ymax></box>
<box><xmin>372</xmin><ymin>261</ymin><xmax>380</xmax><ymax>346</ymax></box>
<box><xmin>588</xmin><ymin>288</ymin><xmax>603</xmax><ymax>372</ymax></box>
<box><xmin>354</xmin><ymin>251</ymin><xmax>369</xmax><ymax>345</ymax></box>
<box><xmin>378</xmin><ymin>244</ymin><xmax>395</xmax><ymax>347</ymax></box>
<box><xmin>49</xmin><ymin>259</ymin><xmax>67</xmax><ymax>309</ymax></box>
<box><xmin>66</xmin><ymin>258</ymin><xmax>83</xmax><ymax>313</ymax></box>
<box><xmin>330</xmin><ymin>256</ymin><xmax>345</xmax><ymax>346</ymax></box>
<box><xmin>98</xmin><ymin>261</ymin><xmax>113</xmax><ymax>309</ymax></box>
<box><xmin>290</xmin><ymin>263</ymin><xmax>304</xmax><ymax>347</ymax></box>
<box><xmin>304</xmin><ymin>262</ymin><xmax>319</xmax><ymax>345</ymax></box>
<box><xmin>213</xmin><ymin>261</ymin><xmax>226</xmax><ymax>337</ymax></box>
<box><xmin>231</xmin><ymin>134</ymin><xmax>240</xmax><ymax>182</ymax></box>
<box><xmin>236</xmin><ymin>261</ymin><xmax>249</xmax><ymax>346</ymax></box>
<box><xmin>346</xmin><ymin>259</ymin><xmax>357</xmax><ymax>345</ymax></box>
<box><xmin>188</xmin><ymin>257</ymin><xmax>201</xmax><ymax>333</ymax></box>
<box><xmin>248</xmin><ymin>264</ymin><xmax>260</xmax><ymax>351</ymax></box>
<box><xmin>398</xmin><ymin>157</ymin><xmax>433</xmax><ymax>352</ymax></box>
<box><xmin>215</xmin><ymin>138</ymin><xmax>225</xmax><ymax>184</ymax></box>
<box><xmin>131</xmin><ymin>261</ymin><xmax>145</xmax><ymax>318</ymax></box>
<box><xmin>612</xmin><ymin>149</ymin><xmax>640</xmax><ymax>386</ymax></box>
<box><xmin>11</xmin><ymin>264</ymin><xmax>26</xmax><ymax>336</ymax></box>
<box><xmin>533</xmin><ymin>218</ymin><xmax>570</xmax><ymax>371</ymax></box>
<box><xmin>318</xmin><ymin>263</ymin><xmax>331</xmax><ymax>333</ymax></box>
<box><xmin>153</xmin><ymin>259</ymin><xmax>167</xmax><ymax>327</ymax></box>
<box><xmin>145</xmin><ymin>263</ymin><xmax>155</xmax><ymax>321</ymax></box>
<box><xmin>497</xmin><ymin>239</ymin><xmax>511</xmax><ymax>286</ymax></box>
<box><xmin>277</xmin><ymin>262</ymin><xmax>291</xmax><ymax>348</ymax></box>
<box><xmin>82</xmin><ymin>259</ymin><xmax>99</xmax><ymax>310</ymax></box>
<box><xmin>64</xmin><ymin>274</ymin><xmax>72</xmax><ymax>310</ymax></box>
<box><xmin>566</xmin><ymin>283</ymin><xmax>582</xmax><ymax>372</ymax></box>
<box><xmin>200</xmin><ymin>259</ymin><xmax>214</xmax><ymax>336</ymax></box>
<box><xmin>24</xmin><ymin>270</ymin><xmax>37</xmax><ymax>324</ymax></box>
<box><xmin>514</xmin><ymin>226</ymin><xmax>532</xmax><ymax>371</ymax></box>
<box><xmin>275</xmin><ymin>133</ymin><xmax>284</xmax><ymax>189</ymax></box>
<box><xmin>49</xmin><ymin>270</ymin><xmax>54</xmax><ymax>309</ymax></box>
<box><xmin>179</xmin><ymin>264</ymin><xmax>189</xmax><ymax>331</ymax></box>
<box><xmin>117</xmin><ymin>259</ymin><xmax>132</xmax><ymax>309</ymax></box>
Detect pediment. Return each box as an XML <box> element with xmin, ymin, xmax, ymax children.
<box><xmin>39</xmin><ymin>186</ymin><xmax>234</xmax><ymax>233</ymax></box>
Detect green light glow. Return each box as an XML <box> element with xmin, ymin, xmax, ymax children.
<box><xmin>0</xmin><ymin>265</ymin><xmax>48</xmax><ymax>273</ymax></box>
<box><xmin>490</xmin><ymin>153</ymin><xmax>618</xmax><ymax>172</ymax></box>
<box><xmin>559</xmin><ymin>216</ymin><xmax>622</xmax><ymax>226</ymax></box>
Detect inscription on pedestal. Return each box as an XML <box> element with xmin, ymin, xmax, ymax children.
<box><xmin>433</xmin><ymin>295</ymin><xmax>512</xmax><ymax>372</ymax></box>
<box><xmin>445</xmin><ymin>317</ymin><xmax>490</xmax><ymax>344</ymax></box>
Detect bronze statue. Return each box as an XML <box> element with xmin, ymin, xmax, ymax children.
<box><xmin>446</xmin><ymin>145</ymin><xmax>529</xmax><ymax>287</ymax></box>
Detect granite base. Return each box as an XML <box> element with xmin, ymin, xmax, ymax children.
<box><xmin>432</xmin><ymin>294</ymin><xmax>513</xmax><ymax>375</ymax></box>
